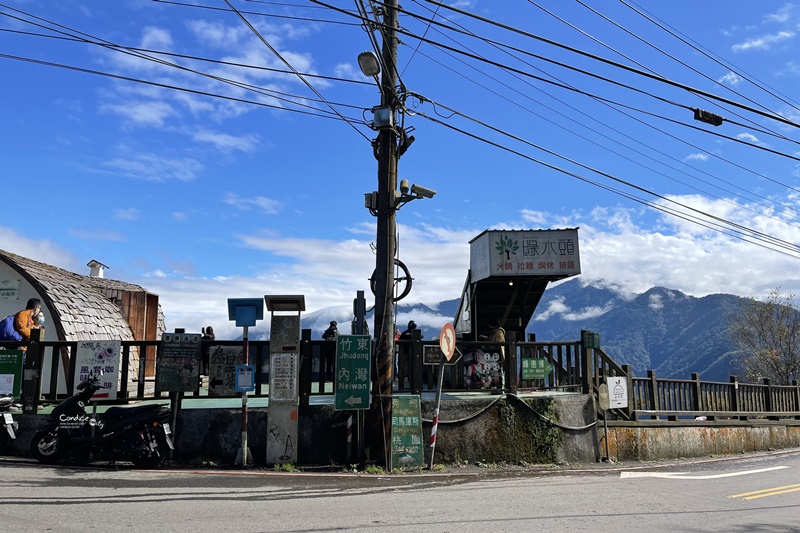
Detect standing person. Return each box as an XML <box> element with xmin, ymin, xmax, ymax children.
<box><xmin>321</xmin><ymin>321</ymin><xmax>338</xmax><ymax>382</ymax></box>
<box><xmin>201</xmin><ymin>326</ymin><xmax>215</xmax><ymax>377</ymax></box>
<box><xmin>489</xmin><ymin>317</ymin><xmax>506</xmax><ymax>388</ymax></box>
<box><xmin>397</xmin><ymin>320</ymin><xmax>420</xmax><ymax>388</ymax></box>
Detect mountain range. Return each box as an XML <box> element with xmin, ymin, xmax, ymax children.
<box><xmin>252</xmin><ymin>278</ymin><xmax>745</xmax><ymax>383</ymax></box>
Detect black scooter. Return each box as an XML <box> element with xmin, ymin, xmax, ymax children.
<box><xmin>30</xmin><ymin>372</ymin><xmax>174</xmax><ymax>468</ymax></box>
<box><xmin>0</xmin><ymin>396</ymin><xmax>18</xmax><ymax>453</ymax></box>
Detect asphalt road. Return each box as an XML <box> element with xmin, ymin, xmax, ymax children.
<box><xmin>1</xmin><ymin>451</ymin><xmax>799</xmax><ymax>532</ymax></box>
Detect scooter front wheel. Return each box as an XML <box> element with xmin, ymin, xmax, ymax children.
<box><xmin>30</xmin><ymin>429</ymin><xmax>66</xmax><ymax>464</ymax></box>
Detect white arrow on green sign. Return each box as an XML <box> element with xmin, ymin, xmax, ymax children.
<box><xmin>334</xmin><ymin>335</ymin><xmax>371</xmax><ymax>411</ymax></box>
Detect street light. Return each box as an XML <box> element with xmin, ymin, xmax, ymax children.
<box><xmin>357</xmin><ymin>51</ymin><xmax>380</xmax><ymax>77</ymax></box>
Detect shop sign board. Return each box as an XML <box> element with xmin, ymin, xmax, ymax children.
<box><xmin>470</xmin><ymin>229</ymin><xmax>580</xmax><ymax>282</ymax></box>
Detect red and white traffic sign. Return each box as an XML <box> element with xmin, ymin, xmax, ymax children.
<box><xmin>439</xmin><ymin>323</ymin><xmax>455</xmax><ymax>361</ymax></box>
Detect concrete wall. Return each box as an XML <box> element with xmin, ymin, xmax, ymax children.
<box><xmin>602</xmin><ymin>424</ymin><xmax>800</xmax><ymax>462</ymax></box>
<box><xmin>7</xmin><ymin>395</ymin><xmax>800</xmax><ymax>467</ymax></box>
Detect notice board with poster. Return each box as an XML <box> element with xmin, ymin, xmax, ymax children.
<box><xmin>391</xmin><ymin>394</ymin><xmax>424</xmax><ymax>470</ymax></box>
<box><xmin>207</xmin><ymin>345</ymin><xmax>244</xmax><ymax>397</ymax></box>
<box><xmin>158</xmin><ymin>332</ymin><xmax>201</xmax><ymax>392</ymax></box>
<box><xmin>74</xmin><ymin>340</ymin><xmax>121</xmax><ymax>400</ymax></box>
<box><xmin>0</xmin><ymin>350</ymin><xmax>24</xmax><ymax>400</ymax></box>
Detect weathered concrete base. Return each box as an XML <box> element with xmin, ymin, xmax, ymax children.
<box><xmin>602</xmin><ymin>424</ymin><xmax>800</xmax><ymax>462</ymax></box>
<box><xmin>8</xmin><ymin>395</ymin><xmax>800</xmax><ymax>467</ymax></box>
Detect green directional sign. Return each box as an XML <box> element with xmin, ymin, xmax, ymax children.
<box><xmin>391</xmin><ymin>394</ymin><xmax>424</xmax><ymax>470</ymax></box>
<box><xmin>521</xmin><ymin>358</ymin><xmax>554</xmax><ymax>380</ymax></box>
<box><xmin>334</xmin><ymin>335</ymin><xmax>371</xmax><ymax>411</ymax></box>
<box><xmin>0</xmin><ymin>350</ymin><xmax>24</xmax><ymax>400</ymax></box>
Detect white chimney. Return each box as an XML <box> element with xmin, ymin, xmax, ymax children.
<box><xmin>87</xmin><ymin>259</ymin><xmax>109</xmax><ymax>278</ymax></box>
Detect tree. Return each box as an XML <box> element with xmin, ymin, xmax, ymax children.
<box><xmin>728</xmin><ymin>288</ymin><xmax>800</xmax><ymax>385</ymax></box>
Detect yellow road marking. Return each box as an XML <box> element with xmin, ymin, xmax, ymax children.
<box><xmin>730</xmin><ymin>483</ymin><xmax>800</xmax><ymax>500</ymax></box>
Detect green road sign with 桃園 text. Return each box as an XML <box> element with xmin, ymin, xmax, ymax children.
<box><xmin>334</xmin><ymin>335</ymin><xmax>371</xmax><ymax>410</ymax></box>
<box><xmin>391</xmin><ymin>394</ymin><xmax>424</xmax><ymax>470</ymax></box>
<box><xmin>521</xmin><ymin>358</ymin><xmax>554</xmax><ymax>380</ymax></box>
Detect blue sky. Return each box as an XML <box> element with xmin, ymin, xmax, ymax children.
<box><xmin>2</xmin><ymin>1</ymin><xmax>800</xmax><ymax>339</ymax></box>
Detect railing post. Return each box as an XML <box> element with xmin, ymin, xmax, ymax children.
<box><xmin>580</xmin><ymin>330</ymin><xmax>591</xmax><ymax>394</ymax></box>
<box><xmin>410</xmin><ymin>330</ymin><xmax>423</xmax><ymax>395</ymax></box>
<box><xmin>299</xmin><ymin>329</ymin><xmax>312</xmax><ymax>408</ymax></box>
<box><xmin>622</xmin><ymin>364</ymin><xmax>634</xmax><ymax>419</ymax></box>
<box><xmin>647</xmin><ymin>370</ymin><xmax>659</xmax><ymax>411</ymax></box>
<box><xmin>763</xmin><ymin>378</ymin><xmax>773</xmax><ymax>412</ymax></box>
<box><xmin>793</xmin><ymin>379</ymin><xmax>800</xmax><ymax>413</ymax></box>
<box><xmin>506</xmin><ymin>331</ymin><xmax>517</xmax><ymax>393</ymax></box>
<box><xmin>691</xmin><ymin>373</ymin><xmax>701</xmax><ymax>411</ymax></box>
<box><xmin>729</xmin><ymin>375</ymin><xmax>740</xmax><ymax>412</ymax></box>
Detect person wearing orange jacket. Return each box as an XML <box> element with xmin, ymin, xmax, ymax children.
<box><xmin>14</xmin><ymin>298</ymin><xmax>42</xmax><ymax>343</ymax></box>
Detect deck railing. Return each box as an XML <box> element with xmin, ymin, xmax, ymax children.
<box><xmin>6</xmin><ymin>332</ymin><xmax>800</xmax><ymax>422</ymax></box>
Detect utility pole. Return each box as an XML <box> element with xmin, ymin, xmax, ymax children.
<box><xmin>368</xmin><ymin>0</ymin><xmax>399</xmax><ymax>469</ymax></box>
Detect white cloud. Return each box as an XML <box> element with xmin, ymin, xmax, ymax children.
<box><xmin>114</xmin><ymin>208</ymin><xmax>140</xmax><ymax>221</ymax></box>
<box><xmin>100</xmin><ymin>101</ymin><xmax>176</xmax><ymax>128</ymax></box>
<box><xmin>732</xmin><ymin>31</ymin><xmax>795</xmax><ymax>52</ymax></box>
<box><xmin>193</xmin><ymin>130</ymin><xmax>260</xmax><ymax>154</ymax></box>
<box><xmin>764</xmin><ymin>4</ymin><xmax>794</xmax><ymax>23</ymax></box>
<box><xmin>718</xmin><ymin>71</ymin><xmax>743</xmax><ymax>86</ymax></box>
<box><xmin>102</xmin><ymin>152</ymin><xmax>203</xmax><ymax>182</ymax></box>
<box><xmin>684</xmin><ymin>153</ymin><xmax>709</xmax><ymax>162</ymax></box>
<box><xmin>736</xmin><ymin>132</ymin><xmax>767</xmax><ymax>146</ymax></box>
<box><xmin>648</xmin><ymin>293</ymin><xmax>663</xmax><ymax>311</ymax></box>
<box><xmin>223</xmin><ymin>193</ymin><xmax>283</xmax><ymax>214</ymax></box>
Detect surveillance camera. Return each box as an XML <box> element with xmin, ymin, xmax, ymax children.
<box><xmin>399</xmin><ymin>179</ymin><xmax>409</xmax><ymax>195</ymax></box>
<box><xmin>411</xmin><ymin>183</ymin><xmax>437</xmax><ymax>199</ymax></box>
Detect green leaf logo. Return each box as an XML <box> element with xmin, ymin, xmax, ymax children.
<box><xmin>495</xmin><ymin>235</ymin><xmax>519</xmax><ymax>260</ymax></box>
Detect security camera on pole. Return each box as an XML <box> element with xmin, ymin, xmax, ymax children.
<box><xmin>358</xmin><ymin>0</ymin><xmax>437</xmax><ymax>469</ymax></box>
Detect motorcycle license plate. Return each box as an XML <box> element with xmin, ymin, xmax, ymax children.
<box><xmin>3</xmin><ymin>413</ymin><xmax>12</xmax><ymax>424</ymax></box>
<box><xmin>162</xmin><ymin>423</ymin><xmax>171</xmax><ymax>435</ymax></box>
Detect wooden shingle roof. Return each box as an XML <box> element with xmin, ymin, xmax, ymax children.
<box><xmin>0</xmin><ymin>249</ymin><xmax>164</xmax><ymax>341</ymax></box>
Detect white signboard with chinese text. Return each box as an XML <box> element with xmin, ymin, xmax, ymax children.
<box><xmin>0</xmin><ymin>280</ymin><xmax>19</xmax><ymax>300</ymax></box>
<box><xmin>607</xmin><ymin>376</ymin><xmax>629</xmax><ymax>409</ymax></box>
<box><xmin>470</xmin><ymin>229</ymin><xmax>580</xmax><ymax>282</ymax></box>
<box><xmin>73</xmin><ymin>340</ymin><xmax>121</xmax><ymax>400</ymax></box>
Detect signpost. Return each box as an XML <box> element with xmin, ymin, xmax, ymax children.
<box><xmin>428</xmin><ymin>323</ymin><xmax>456</xmax><ymax>470</ymax></box>
<box><xmin>334</xmin><ymin>335</ymin><xmax>371</xmax><ymax>411</ymax></box>
<box><xmin>598</xmin><ymin>377</ymin><xmax>629</xmax><ymax>462</ymax></box>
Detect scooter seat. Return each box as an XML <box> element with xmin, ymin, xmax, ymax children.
<box><xmin>0</xmin><ymin>396</ymin><xmax>12</xmax><ymax>408</ymax></box>
<box><xmin>103</xmin><ymin>404</ymin><xmax>163</xmax><ymax>424</ymax></box>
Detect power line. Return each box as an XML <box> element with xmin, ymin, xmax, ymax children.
<box><xmin>413</xmin><ymin>0</ymin><xmax>800</xmax><ymax>130</ymax></box>
<box><xmin>150</xmin><ymin>0</ymin><xmax>360</xmax><ymax>26</ymax></box>
<box><xmin>403</xmin><ymin>1</ymin><xmax>800</xmax><ymax>218</ymax></box>
<box><xmin>405</xmin><ymin>92</ymin><xmax>800</xmax><ymax>254</ymax></box>
<box><xmin>0</xmin><ymin>27</ymin><xmax>373</xmax><ymax>87</ymax></box>
<box><xmin>223</xmin><ymin>0</ymin><xmax>371</xmax><ymax>141</ymax></box>
<box><xmin>0</xmin><ymin>52</ymin><xmax>367</xmax><ymax>124</ymax></box>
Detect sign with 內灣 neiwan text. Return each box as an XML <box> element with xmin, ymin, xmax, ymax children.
<box><xmin>334</xmin><ymin>334</ymin><xmax>371</xmax><ymax>410</ymax></box>
<box><xmin>469</xmin><ymin>229</ymin><xmax>580</xmax><ymax>282</ymax></box>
